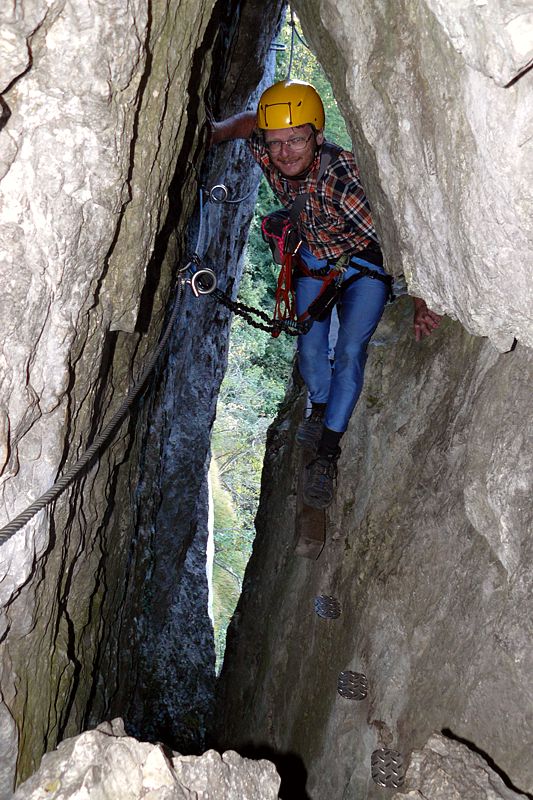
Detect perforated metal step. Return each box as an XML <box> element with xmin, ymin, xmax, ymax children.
<box><xmin>314</xmin><ymin>595</ymin><xmax>341</xmax><ymax>619</ymax></box>
<box><xmin>371</xmin><ymin>748</ymin><xmax>406</xmax><ymax>788</ymax></box>
<box><xmin>337</xmin><ymin>670</ymin><xmax>368</xmax><ymax>700</ymax></box>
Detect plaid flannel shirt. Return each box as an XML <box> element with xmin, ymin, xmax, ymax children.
<box><xmin>248</xmin><ymin>133</ymin><xmax>380</xmax><ymax>261</ymax></box>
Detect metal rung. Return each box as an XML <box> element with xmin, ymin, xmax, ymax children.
<box><xmin>337</xmin><ymin>671</ymin><xmax>368</xmax><ymax>700</ymax></box>
<box><xmin>371</xmin><ymin>748</ymin><xmax>405</xmax><ymax>788</ymax></box>
<box><xmin>314</xmin><ymin>595</ymin><xmax>341</xmax><ymax>619</ymax></box>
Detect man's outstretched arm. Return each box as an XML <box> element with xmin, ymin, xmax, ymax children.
<box><xmin>210</xmin><ymin>111</ymin><xmax>257</xmax><ymax>145</ymax></box>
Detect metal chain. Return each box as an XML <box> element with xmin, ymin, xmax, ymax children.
<box><xmin>212</xmin><ymin>287</ymin><xmax>309</xmax><ymax>336</ymax></box>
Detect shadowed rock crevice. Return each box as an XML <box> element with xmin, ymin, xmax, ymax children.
<box><xmin>0</xmin><ymin>0</ymin><xmax>531</xmax><ymax>798</ymax></box>
<box><xmin>441</xmin><ymin>729</ymin><xmax>533</xmax><ymax>800</ymax></box>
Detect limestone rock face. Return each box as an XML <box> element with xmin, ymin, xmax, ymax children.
<box><xmin>13</xmin><ymin>718</ymin><xmax>281</xmax><ymax>800</ymax></box>
<box><xmin>0</xmin><ymin>0</ymin><xmax>282</xmax><ymax>793</ymax></box>
<box><xmin>399</xmin><ymin>733</ymin><xmax>529</xmax><ymax>799</ymax></box>
<box><xmin>1</xmin><ymin>1</ymin><xmax>532</xmax><ymax>799</ymax></box>
<box><xmin>293</xmin><ymin>0</ymin><xmax>533</xmax><ymax>350</ymax></box>
<box><xmin>0</xmin><ymin>0</ymin><xmax>215</xmax><ymax>784</ymax></box>
<box><xmin>215</xmin><ymin>299</ymin><xmax>533</xmax><ymax>799</ymax></box>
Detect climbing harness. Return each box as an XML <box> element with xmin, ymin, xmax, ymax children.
<box><xmin>299</xmin><ymin>258</ymin><xmax>394</xmax><ymax>324</ymax></box>
<box><xmin>195</xmin><ymin>125</ymin><xmax>395</xmax><ymax>337</ymax></box>
<box><xmin>261</xmin><ymin>211</ymin><xmax>302</xmax><ymax>337</ymax></box>
<box><xmin>259</xmin><ymin>142</ymin><xmax>343</xmax><ymax>332</ymax></box>
<box><xmin>260</xmin><ymin>141</ymin><xmax>394</xmax><ymax>330</ymax></box>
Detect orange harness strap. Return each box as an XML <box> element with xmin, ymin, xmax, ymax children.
<box><xmin>272</xmin><ymin>251</ymin><xmax>296</xmax><ymax>337</ymax></box>
<box><xmin>272</xmin><ymin>254</ymin><xmax>339</xmax><ymax>336</ymax></box>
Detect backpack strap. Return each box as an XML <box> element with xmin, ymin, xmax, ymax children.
<box><xmin>288</xmin><ymin>192</ymin><xmax>309</xmax><ymax>226</ymax></box>
<box><xmin>316</xmin><ymin>141</ymin><xmax>343</xmax><ymax>182</ymax></box>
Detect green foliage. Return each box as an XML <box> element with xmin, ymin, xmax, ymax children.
<box><xmin>210</xmin><ymin>10</ymin><xmax>351</xmax><ymax>671</ymax></box>
<box><xmin>210</xmin><ymin>461</ymin><xmax>252</xmax><ymax>668</ymax></box>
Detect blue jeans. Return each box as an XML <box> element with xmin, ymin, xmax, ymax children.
<box><xmin>295</xmin><ymin>249</ymin><xmax>388</xmax><ymax>433</ymax></box>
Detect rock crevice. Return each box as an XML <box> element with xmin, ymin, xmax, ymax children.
<box><xmin>0</xmin><ymin>1</ymin><xmax>531</xmax><ymax>798</ymax></box>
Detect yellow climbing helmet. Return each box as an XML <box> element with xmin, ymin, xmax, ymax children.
<box><xmin>256</xmin><ymin>79</ymin><xmax>325</xmax><ymax>130</ymax></box>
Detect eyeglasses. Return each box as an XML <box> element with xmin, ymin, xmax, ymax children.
<box><xmin>264</xmin><ymin>132</ymin><xmax>314</xmax><ymax>155</ymax></box>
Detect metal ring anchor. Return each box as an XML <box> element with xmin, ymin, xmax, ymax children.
<box><xmin>190</xmin><ymin>268</ymin><xmax>217</xmax><ymax>297</ymax></box>
<box><xmin>208</xmin><ymin>184</ymin><xmax>228</xmax><ymax>204</ymax></box>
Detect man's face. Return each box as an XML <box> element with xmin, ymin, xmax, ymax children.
<box><xmin>263</xmin><ymin>124</ymin><xmax>324</xmax><ymax>178</ymax></box>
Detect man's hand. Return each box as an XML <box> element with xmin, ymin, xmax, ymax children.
<box><xmin>413</xmin><ymin>297</ymin><xmax>442</xmax><ymax>341</ymax></box>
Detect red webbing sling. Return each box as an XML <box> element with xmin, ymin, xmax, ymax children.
<box><xmin>269</xmin><ymin>143</ymin><xmax>343</xmax><ymax>337</ymax></box>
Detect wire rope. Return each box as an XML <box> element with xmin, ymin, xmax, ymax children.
<box><xmin>287</xmin><ymin>8</ymin><xmax>296</xmax><ymax>80</ymax></box>
<box><xmin>293</xmin><ymin>25</ymin><xmax>311</xmax><ymax>52</ymax></box>
<box><xmin>0</xmin><ymin>280</ymin><xmax>185</xmax><ymax>543</ymax></box>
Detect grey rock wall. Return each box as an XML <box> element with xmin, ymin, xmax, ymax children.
<box><xmin>293</xmin><ymin>0</ymin><xmax>533</xmax><ymax>351</ymax></box>
<box><xmin>1</xmin><ymin>1</ymin><xmax>532</xmax><ymax>799</ymax></box>
<box><xmin>401</xmin><ymin>733</ymin><xmax>528</xmax><ymax>799</ymax></box>
<box><xmin>1</xmin><ymin>0</ymin><xmax>211</xmax><ymax>787</ymax></box>
<box><xmin>0</xmin><ymin>0</ymin><xmax>287</xmax><ymax>793</ymax></box>
<box><xmin>215</xmin><ymin>299</ymin><xmax>533</xmax><ymax>799</ymax></box>
<box><xmin>13</xmin><ymin>718</ymin><xmax>281</xmax><ymax>800</ymax></box>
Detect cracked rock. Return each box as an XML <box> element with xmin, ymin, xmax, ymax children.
<box><xmin>13</xmin><ymin>719</ymin><xmax>281</xmax><ymax>800</ymax></box>
<box><xmin>397</xmin><ymin>733</ymin><xmax>529</xmax><ymax>799</ymax></box>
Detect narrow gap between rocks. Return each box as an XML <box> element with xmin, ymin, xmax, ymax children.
<box><xmin>209</xmin><ymin>8</ymin><xmax>351</xmax><ymax>673</ymax></box>
<box><xmin>3</xmin><ymin>1</ymin><xmax>531</xmax><ymax>798</ymax></box>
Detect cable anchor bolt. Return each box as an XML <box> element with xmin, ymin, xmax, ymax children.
<box><xmin>208</xmin><ymin>184</ymin><xmax>228</xmax><ymax>204</ymax></box>
<box><xmin>190</xmin><ymin>268</ymin><xmax>217</xmax><ymax>297</ymax></box>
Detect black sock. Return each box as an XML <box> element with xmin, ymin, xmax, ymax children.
<box><xmin>310</xmin><ymin>402</ymin><xmax>327</xmax><ymax>418</ymax></box>
<box><xmin>317</xmin><ymin>427</ymin><xmax>343</xmax><ymax>458</ymax></box>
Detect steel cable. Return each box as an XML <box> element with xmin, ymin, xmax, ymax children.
<box><xmin>0</xmin><ymin>280</ymin><xmax>184</xmax><ymax>543</ymax></box>
<box><xmin>0</xmin><ymin>178</ymin><xmax>215</xmax><ymax>543</ymax></box>
<box><xmin>218</xmin><ymin>187</ymin><xmax>256</xmax><ymax>204</ymax></box>
<box><xmin>287</xmin><ymin>9</ymin><xmax>296</xmax><ymax>80</ymax></box>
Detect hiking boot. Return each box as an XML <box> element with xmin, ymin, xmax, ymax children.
<box><xmin>303</xmin><ymin>449</ymin><xmax>340</xmax><ymax>509</ymax></box>
<box><xmin>296</xmin><ymin>409</ymin><xmax>324</xmax><ymax>453</ymax></box>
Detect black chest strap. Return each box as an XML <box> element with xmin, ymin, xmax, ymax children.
<box><xmin>288</xmin><ymin>142</ymin><xmax>343</xmax><ymax>226</ymax></box>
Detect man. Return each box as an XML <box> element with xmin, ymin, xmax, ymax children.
<box><xmin>211</xmin><ymin>80</ymin><xmax>441</xmax><ymax>508</ymax></box>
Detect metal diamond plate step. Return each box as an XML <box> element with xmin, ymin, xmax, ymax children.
<box><xmin>337</xmin><ymin>670</ymin><xmax>368</xmax><ymax>700</ymax></box>
<box><xmin>314</xmin><ymin>595</ymin><xmax>341</xmax><ymax>619</ymax></box>
<box><xmin>371</xmin><ymin>748</ymin><xmax>406</xmax><ymax>788</ymax></box>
